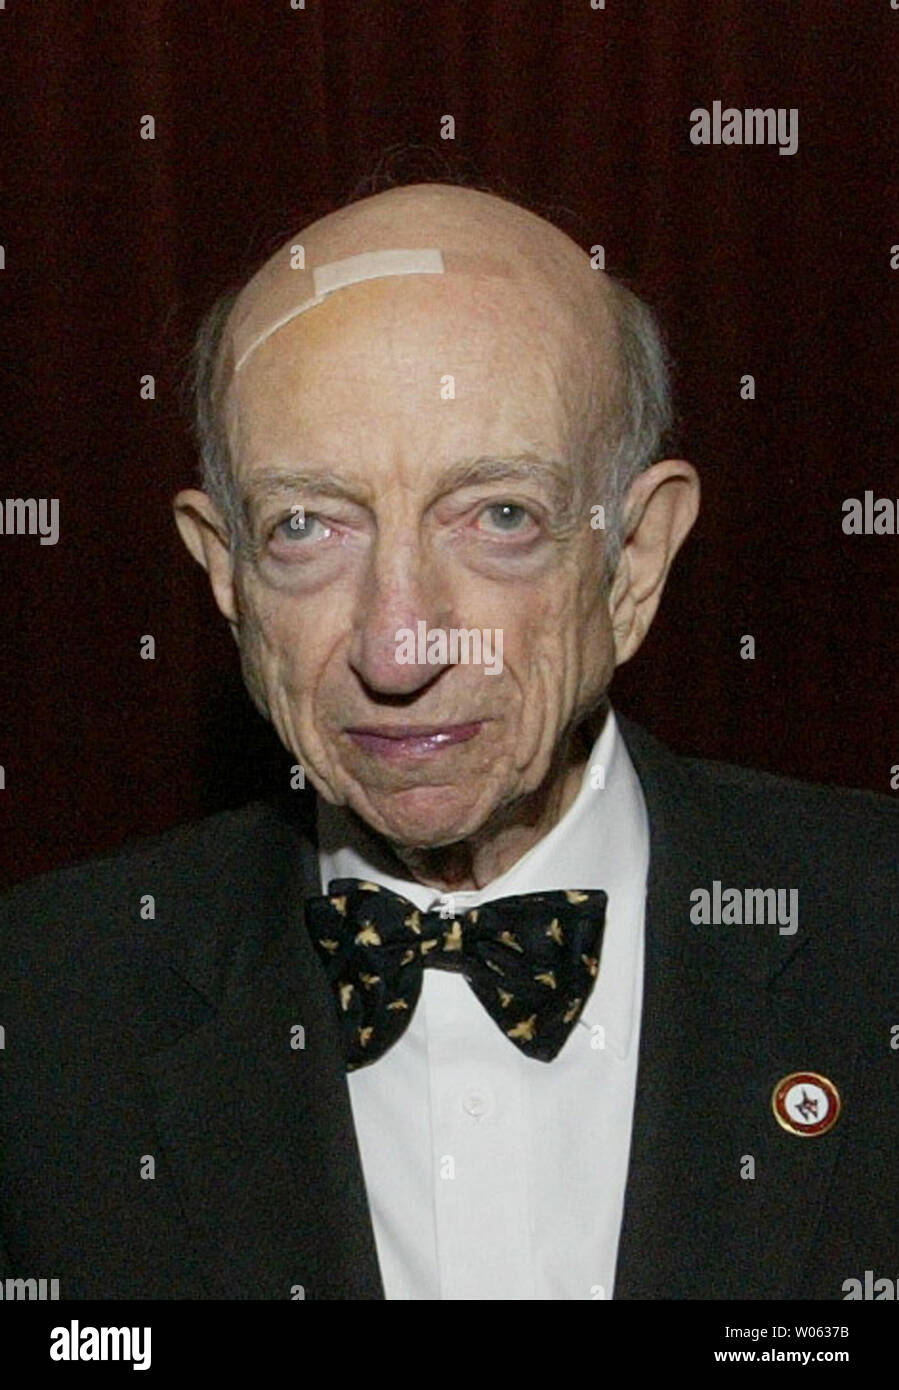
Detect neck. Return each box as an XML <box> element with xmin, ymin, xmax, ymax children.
<box><xmin>387</xmin><ymin>704</ymin><xmax>607</xmax><ymax>893</ymax></box>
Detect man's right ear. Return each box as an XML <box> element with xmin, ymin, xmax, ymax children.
<box><xmin>173</xmin><ymin>489</ymin><xmax>239</xmax><ymax>629</ymax></box>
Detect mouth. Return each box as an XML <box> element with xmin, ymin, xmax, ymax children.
<box><xmin>345</xmin><ymin>721</ymin><xmax>485</xmax><ymax>761</ymax></box>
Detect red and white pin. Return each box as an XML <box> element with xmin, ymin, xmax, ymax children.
<box><xmin>772</xmin><ymin>1071</ymin><xmax>841</xmax><ymax>1137</ymax></box>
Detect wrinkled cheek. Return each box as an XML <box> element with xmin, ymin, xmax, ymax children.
<box><xmin>265</xmin><ymin>646</ymin><xmax>313</xmax><ymax>744</ymax></box>
<box><xmin>565</xmin><ymin>581</ymin><xmax>613</xmax><ymax>706</ymax></box>
<box><xmin>238</xmin><ymin>605</ymin><xmax>300</xmax><ymax>727</ymax></box>
<box><xmin>236</xmin><ymin>623</ymin><xmax>274</xmax><ymax>721</ymax></box>
<box><xmin>516</xmin><ymin>615</ymin><xmax>604</xmax><ymax>767</ymax></box>
<box><xmin>500</xmin><ymin>642</ymin><xmax>567</xmax><ymax>775</ymax></box>
<box><xmin>258</xmin><ymin>634</ymin><xmax>343</xmax><ymax>783</ymax></box>
<box><xmin>580</xmin><ymin>609</ymin><xmax>616</xmax><ymax>706</ymax></box>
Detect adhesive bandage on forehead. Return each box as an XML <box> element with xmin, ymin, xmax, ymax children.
<box><xmin>231</xmin><ymin>247</ymin><xmax>511</xmax><ymax>373</ymax></box>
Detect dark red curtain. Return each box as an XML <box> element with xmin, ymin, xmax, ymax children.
<box><xmin>1</xmin><ymin>0</ymin><xmax>896</xmax><ymax>886</ymax></box>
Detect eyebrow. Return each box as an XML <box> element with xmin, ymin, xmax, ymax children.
<box><xmin>241</xmin><ymin>454</ymin><xmax>582</xmax><ymax>527</ymax></box>
<box><xmin>242</xmin><ymin>469</ymin><xmax>365</xmax><ymax>512</ymax></box>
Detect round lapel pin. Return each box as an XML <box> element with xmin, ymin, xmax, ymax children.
<box><xmin>772</xmin><ymin>1071</ymin><xmax>841</xmax><ymax>1137</ymax></box>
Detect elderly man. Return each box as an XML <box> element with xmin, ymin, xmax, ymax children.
<box><xmin>0</xmin><ymin>184</ymin><xmax>895</xmax><ymax>1302</ymax></box>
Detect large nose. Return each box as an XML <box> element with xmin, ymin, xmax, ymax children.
<box><xmin>347</xmin><ymin>530</ymin><xmax>455</xmax><ymax>696</ymax></box>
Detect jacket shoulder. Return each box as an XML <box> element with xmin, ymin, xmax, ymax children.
<box><xmin>687</xmin><ymin>748</ymin><xmax>896</xmax><ymax>856</ymax></box>
<box><xmin>619</xmin><ymin>713</ymin><xmax>897</xmax><ymax>893</ymax></box>
<box><xmin>621</xmin><ymin>713</ymin><xmax>896</xmax><ymax>829</ymax></box>
<box><xmin>0</xmin><ymin>800</ymin><xmax>315</xmax><ymax>984</ymax></box>
<box><xmin>2</xmin><ymin>801</ymin><xmax>284</xmax><ymax>902</ymax></box>
<box><xmin>689</xmin><ymin>746</ymin><xmax>895</xmax><ymax>823</ymax></box>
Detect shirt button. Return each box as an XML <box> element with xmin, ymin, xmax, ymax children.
<box><xmin>462</xmin><ymin>1090</ymin><xmax>490</xmax><ymax>1118</ymax></box>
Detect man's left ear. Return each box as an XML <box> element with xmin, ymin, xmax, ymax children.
<box><xmin>608</xmin><ymin>459</ymin><xmax>700</xmax><ymax>666</ymax></box>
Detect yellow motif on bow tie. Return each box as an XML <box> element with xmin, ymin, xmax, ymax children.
<box><xmin>358</xmin><ymin>1026</ymin><xmax>375</xmax><ymax>1047</ymax></box>
<box><xmin>534</xmin><ymin>969</ymin><xmax>557</xmax><ymax>989</ymax></box>
<box><xmin>498</xmin><ymin>930</ymin><xmax>524</xmax><ymax>952</ymax></box>
<box><xmin>355</xmin><ymin>921</ymin><xmax>381</xmax><ymax>946</ymax></box>
<box><xmin>507</xmin><ymin>1014</ymin><xmax>538</xmax><ymax>1042</ymax></box>
<box><xmin>420</xmin><ymin>938</ymin><xmax>440</xmax><ymax>955</ymax></box>
<box><xmin>359</xmin><ymin>882</ymin><xmax>380</xmax><ymax>892</ymax></box>
<box><xmin>566</xmin><ymin>890</ymin><xmax>589</xmax><ymax>904</ymax></box>
<box><xmin>546</xmin><ymin>918</ymin><xmax>564</xmax><ymax>945</ymax></box>
<box><xmin>400</xmin><ymin>948</ymin><xmax>416</xmax><ymax>966</ymax></box>
<box><xmin>387</xmin><ymin>999</ymin><xmax>409</xmax><ymax>1011</ymax></box>
<box><xmin>581</xmin><ymin>953</ymin><xmax>599</xmax><ymax>978</ymax></box>
<box><xmin>497</xmin><ymin>988</ymin><xmax>514</xmax><ymax>1009</ymax></box>
<box><xmin>404</xmin><ymin>909</ymin><xmax>422</xmax><ymax>934</ymax></box>
<box><xmin>339</xmin><ymin>982</ymin><xmax>354</xmax><ymax>1011</ymax></box>
<box><xmin>318</xmin><ymin>937</ymin><xmax>339</xmax><ymax>954</ymax></box>
<box><xmin>467</xmin><ymin>908</ymin><xmax>480</xmax><ymax>923</ymax></box>
<box><xmin>359</xmin><ymin>972</ymin><xmax>381</xmax><ymax>988</ymax></box>
<box><xmin>443</xmin><ymin>921</ymin><xmax>463</xmax><ymax>951</ymax></box>
<box><xmin>329</xmin><ymin>896</ymin><xmax>348</xmax><ymax>916</ymax></box>
<box><xmin>484</xmin><ymin>959</ymin><xmax>505</xmax><ymax>975</ymax></box>
<box><xmin>563</xmin><ymin>997</ymin><xmax>583</xmax><ymax>1023</ymax></box>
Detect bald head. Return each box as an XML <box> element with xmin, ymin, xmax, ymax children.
<box><xmin>227</xmin><ymin>184</ymin><xmax>614</xmax><ymax>377</ymax></box>
<box><xmin>196</xmin><ymin>183</ymin><xmax>670</xmax><ymax>563</ymax></box>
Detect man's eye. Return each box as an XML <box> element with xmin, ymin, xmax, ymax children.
<box><xmin>273</xmin><ymin>512</ymin><xmax>331</xmax><ymax>543</ymax></box>
<box><xmin>476</xmin><ymin>503</ymin><xmax>534</xmax><ymax>534</ymax></box>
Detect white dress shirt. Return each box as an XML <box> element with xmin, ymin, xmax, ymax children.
<box><xmin>316</xmin><ymin>707</ymin><xmax>649</xmax><ymax>1300</ymax></box>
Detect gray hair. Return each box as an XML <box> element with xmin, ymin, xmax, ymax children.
<box><xmin>190</xmin><ymin>267</ymin><xmax>675</xmax><ymax>575</ymax></box>
<box><xmin>592</xmin><ymin>276</ymin><xmax>676</xmax><ymax>574</ymax></box>
<box><xmin>191</xmin><ymin>284</ymin><xmax>242</xmax><ymax>538</ymax></box>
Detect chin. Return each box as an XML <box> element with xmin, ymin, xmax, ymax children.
<box><xmin>357</xmin><ymin>783</ymin><xmax>499</xmax><ymax>850</ymax></box>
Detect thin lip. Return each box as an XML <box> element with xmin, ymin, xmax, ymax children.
<box><xmin>346</xmin><ymin>721</ymin><xmax>485</xmax><ymax>739</ymax></box>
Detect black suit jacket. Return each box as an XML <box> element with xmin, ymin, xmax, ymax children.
<box><xmin>1</xmin><ymin>718</ymin><xmax>896</xmax><ymax>1299</ymax></box>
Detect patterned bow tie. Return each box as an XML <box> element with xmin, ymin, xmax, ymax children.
<box><xmin>305</xmin><ymin>878</ymin><xmax>608</xmax><ymax>1069</ymax></box>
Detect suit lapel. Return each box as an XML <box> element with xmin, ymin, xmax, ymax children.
<box><xmin>614</xmin><ymin>720</ymin><xmax>858</xmax><ymax>1299</ymax></box>
<box><xmin>138</xmin><ymin>804</ymin><xmax>384</xmax><ymax>1299</ymax></box>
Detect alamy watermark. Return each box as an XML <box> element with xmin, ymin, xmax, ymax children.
<box><xmin>842</xmin><ymin>1271</ymin><xmax>899</xmax><ymax>1300</ymax></box>
<box><xmin>50</xmin><ymin>1321</ymin><xmax>151</xmax><ymax>1371</ymax></box>
<box><xmin>841</xmin><ymin>492</ymin><xmax>898</xmax><ymax>535</ymax></box>
<box><xmin>689</xmin><ymin>881</ymin><xmax>798</xmax><ymax>935</ymax></box>
<box><xmin>690</xmin><ymin>102</ymin><xmax>798</xmax><ymax>156</ymax></box>
<box><xmin>0</xmin><ymin>1276</ymin><xmax>60</xmax><ymax>1299</ymax></box>
<box><xmin>0</xmin><ymin>497</ymin><xmax>59</xmax><ymax>545</ymax></box>
<box><xmin>395</xmin><ymin>621</ymin><xmax>503</xmax><ymax>675</ymax></box>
